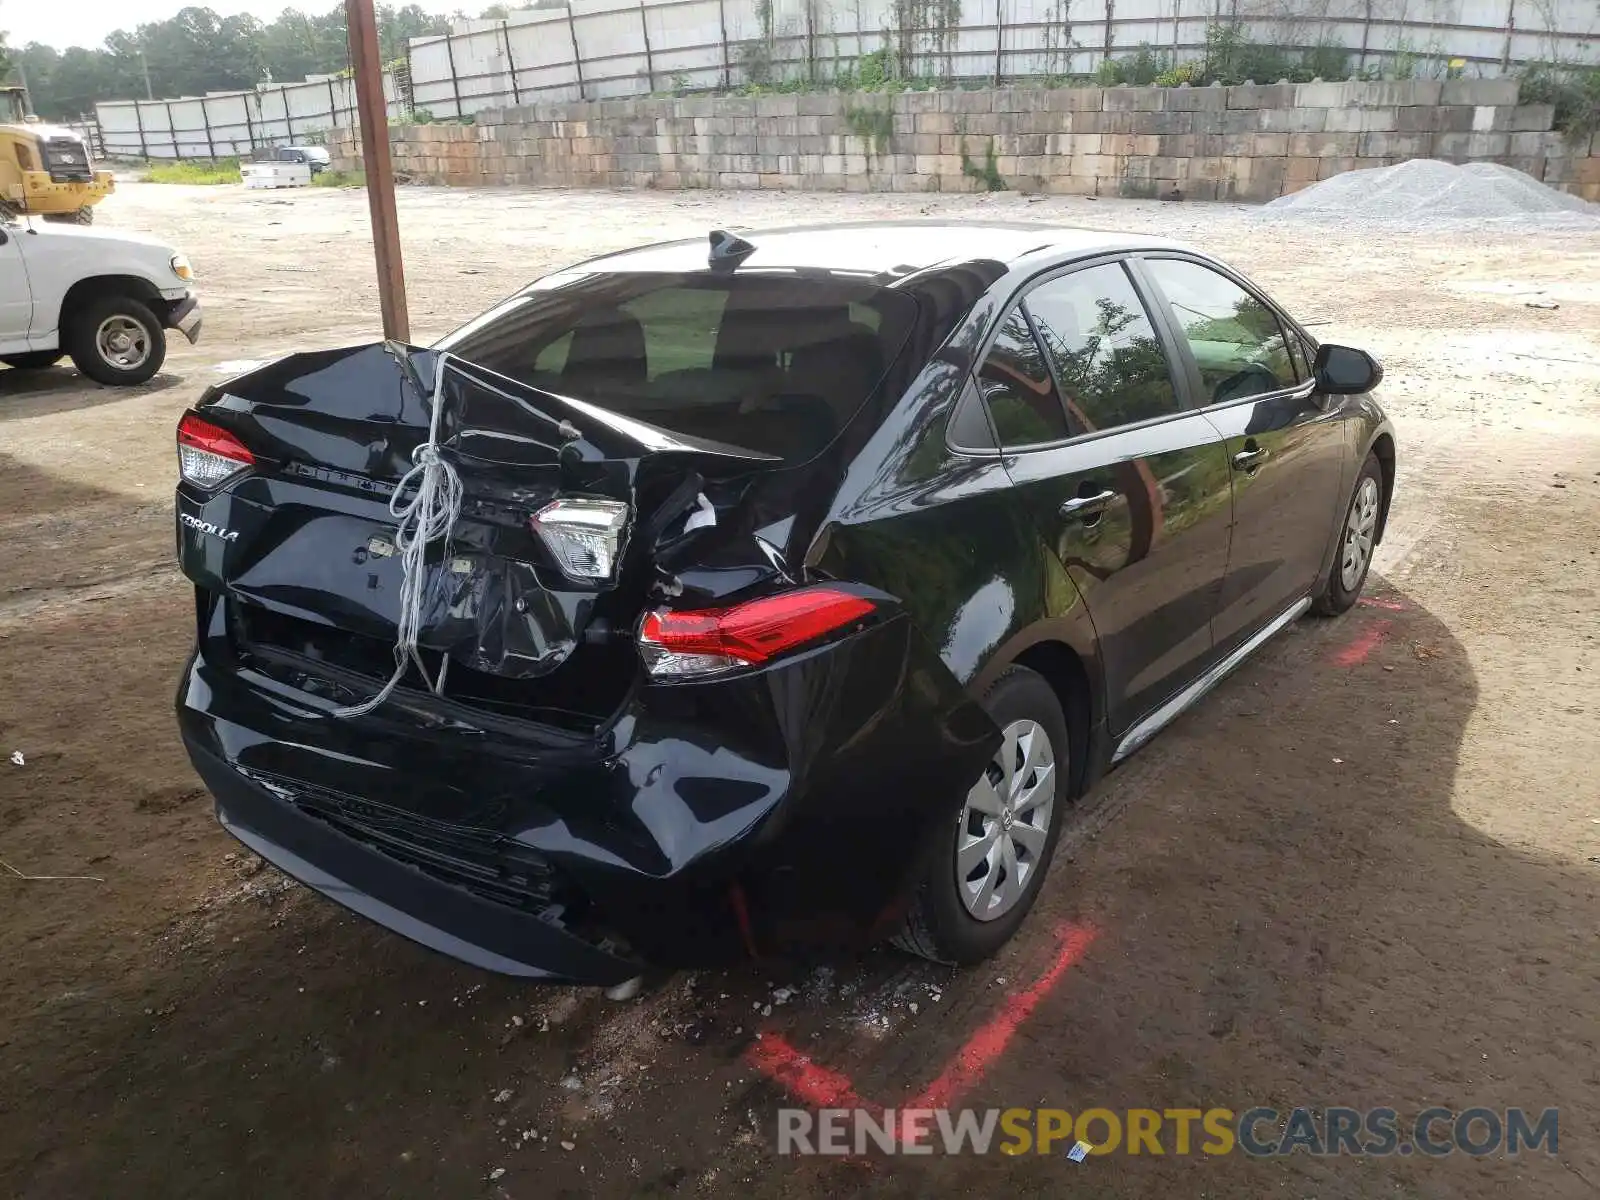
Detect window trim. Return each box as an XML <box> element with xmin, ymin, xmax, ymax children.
<box><xmin>949</xmin><ymin>252</ymin><xmax>1197</xmax><ymax>458</ymax></box>
<box><xmin>1130</xmin><ymin>252</ymin><xmax>1318</xmax><ymax>415</ymax></box>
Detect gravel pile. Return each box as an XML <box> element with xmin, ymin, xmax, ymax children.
<box><xmin>1258</xmin><ymin>158</ymin><xmax>1600</xmax><ymax>230</ymax></box>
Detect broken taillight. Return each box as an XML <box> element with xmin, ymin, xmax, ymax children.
<box><xmin>638</xmin><ymin>587</ymin><xmax>877</xmax><ymax>678</ymax></box>
<box><xmin>531</xmin><ymin>498</ymin><xmax>631</xmax><ymax>582</ymax></box>
<box><xmin>177</xmin><ymin>412</ymin><xmax>254</xmax><ymax>488</ymax></box>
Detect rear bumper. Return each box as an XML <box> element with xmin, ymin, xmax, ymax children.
<box><xmin>187</xmin><ymin>734</ymin><xmax>641</xmax><ymax>984</ymax></box>
<box><xmin>175</xmin><ymin>596</ymin><xmax>995</xmax><ymax>983</ymax></box>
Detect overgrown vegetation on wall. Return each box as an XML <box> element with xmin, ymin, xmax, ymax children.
<box><xmin>1520</xmin><ymin>62</ymin><xmax>1600</xmax><ymax>144</ymax></box>
<box><xmin>1095</xmin><ymin>21</ymin><xmax>1354</xmax><ymax>87</ymax></box>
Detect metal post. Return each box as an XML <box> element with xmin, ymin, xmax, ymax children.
<box><xmin>1500</xmin><ymin>0</ymin><xmax>1516</xmax><ymax>74</ymax></box>
<box><xmin>443</xmin><ymin>31</ymin><xmax>465</xmax><ymax>119</ymax></box>
<box><xmin>718</xmin><ymin>0</ymin><xmax>731</xmax><ymax>88</ymax></box>
<box><xmin>328</xmin><ymin>79</ymin><xmax>340</xmax><ymax>130</ymax></box>
<box><xmin>639</xmin><ymin>3</ymin><xmax>655</xmax><ymax>92</ymax></box>
<box><xmin>134</xmin><ymin>101</ymin><xmax>149</xmax><ymax>160</ymax></box>
<box><xmin>568</xmin><ymin>7</ymin><xmax>587</xmax><ymax>101</ymax></box>
<box><xmin>994</xmin><ymin>0</ymin><xmax>1003</xmax><ymax>84</ymax></box>
<box><xmin>1359</xmin><ymin>0</ymin><xmax>1372</xmax><ymax>73</ymax></box>
<box><xmin>201</xmin><ymin>97</ymin><xmax>216</xmax><ymax>160</ymax></box>
<box><xmin>243</xmin><ymin>93</ymin><xmax>258</xmax><ymax>153</ymax></box>
<box><xmin>346</xmin><ymin>0</ymin><xmax>410</xmax><ymax>342</ymax></box>
<box><xmin>502</xmin><ymin>20</ymin><xmax>523</xmax><ymax>105</ymax></box>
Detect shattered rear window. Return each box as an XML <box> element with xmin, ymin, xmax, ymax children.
<box><xmin>435</xmin><ymin>272</ymin><xmax>918</xmax><ymax>464</ymax></box>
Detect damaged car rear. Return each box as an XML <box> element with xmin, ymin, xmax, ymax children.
<box><xmin>175</xmin><ymin>223</ymin><xmax>1394</xmax><ymax>984</ymax></box>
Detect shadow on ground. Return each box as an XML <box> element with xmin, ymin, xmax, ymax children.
<box><xmin>0</xmin><ymin>367</ymin><xmax>182</xmax><ymax>421</ymax></box>
<box><xmin>1</xmin><ymin>579</ymin><xmax>1594</xmax><ymax>1199</ymax></box>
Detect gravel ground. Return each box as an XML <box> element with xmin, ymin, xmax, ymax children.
<box><xmin>2</xmin><ymin>181</ymin><xmax>1598</xmax><ymax>1199</ymax></box>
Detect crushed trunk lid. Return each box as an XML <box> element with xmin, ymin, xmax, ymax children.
<box><xmin>183</xmin><ymin>343</ymin><xmax>776</xmax><ymax>692</ymax></box>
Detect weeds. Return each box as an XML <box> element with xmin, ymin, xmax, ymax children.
<box><xmin>1094</xmin><ymin>22</ymin><xmax>1359</xmax><ymax>89</ymax></box>
<box><xmin>844</xmin><ymin>101</ymin><xmax>894</xmax><ymax>155</ymax></box>
<box><xmin>311</xmin><ymin>169</ymin><xmax>366</xmax><ymax>188</ymax></box>
<box><xmin>1095</xmin><ymin>44</ymin><xmax>1169</xmax><ymax>86</ymax></box>
<box><xmin>143</xmin><ymin>159</ymin><xmax>241</xmax><ymax>184</ymax></box>
<box><xmin>961</xmin><ymin>139</ymin><xmax>1006</xmax><ymax>191</ymax></box>
<box><xmin>1520</xmin><ymin>61</ymin><xmax>1600</xmax><ymax>144</ymax></box>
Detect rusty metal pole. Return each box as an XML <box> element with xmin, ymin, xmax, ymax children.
<box><xmin>346</xmin><ymin>0</ymin><xmax>410</xmax><ymax>342</ymax></box>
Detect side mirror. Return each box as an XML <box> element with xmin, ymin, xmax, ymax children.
<box><xmin>1314</xmin><ymin>343</ymin><xmax>1383</xmax><ymax>395</ymax></box>
<box><xmin>0</xmin><ymin>228</ymin><xmax>8</xmax><ymax>246</ymax></box>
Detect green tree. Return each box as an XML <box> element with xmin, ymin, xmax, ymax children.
<box><xmin>8</xmin><ymin>1</ymin><xmax>453</xmax><ymax>120</ymax></box>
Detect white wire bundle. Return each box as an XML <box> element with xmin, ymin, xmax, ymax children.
<box><xmin>334</xmin><ymin>350</ymin><xmax>464</xmax><ymax>719</ymax></box>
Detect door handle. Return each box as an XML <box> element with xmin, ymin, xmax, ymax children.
<box><xmin>1232</xmin><ymin>446</ymin><xmax>1270</xmax><ymax>472</ymax></box>
<box><xmin>1060</xmin><ymin>489</ymin><xmax>1116</xmax><ymax>519</ymax></box>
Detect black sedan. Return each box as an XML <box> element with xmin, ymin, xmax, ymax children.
<box><xmin>174</xmin><ymin>223</ymin><xmax>1394</xmax><ymax>984</ymax></box>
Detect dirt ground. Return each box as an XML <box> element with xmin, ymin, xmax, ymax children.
<box><xmin>2</xmin><ymin>181</ymin><xmax>1597</xmax><ymax>1199</ymax></box>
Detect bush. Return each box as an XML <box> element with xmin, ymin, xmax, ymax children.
<box><xmin>1095</xmin><ymin>44</ymin><xmax>1169</xmax><ymax>87</ymax></box>
<box><xmin>1098</xmin><ymin>25</ymin><xmax>1355</xmax><ymax>91</ymax></box>
<box><xmin>143</xmin><ymin>159</ymin><xmax>241</xmax><ymax>185</ymax></box>
<box><xmin>1520</xmin><ymin>62</ymin><xmax>1600</xmax><ymax>144</ymax></box>
<box><xmin>1154</xmin><ymin>62</ymin><xmax>1203</xmax><ymax>88</ymax></box>
<box><xmin>311</xmin><ymin>169</ymin><xmax>366</xmax><ymax>188</ymax></box>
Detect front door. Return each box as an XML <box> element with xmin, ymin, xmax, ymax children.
<box><xmin>1137</xmin><ymin>256</ymin><xmax>1349</xmax><ymax>653</ymax></box>
<box><xmin>0</xmin><ymin>224</ymin><xmax>33</xmax><ymax>346</ymax></box>
<box><xmin>979</xmin><ymin>260</ymin><xmax>1235</xmax><ymax>735</ymax></box>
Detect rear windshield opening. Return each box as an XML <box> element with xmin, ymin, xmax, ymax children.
<box><xmin>435</xmin><ymin>271</ymin><xmax>918</xmax><ymax>464</ymax></box>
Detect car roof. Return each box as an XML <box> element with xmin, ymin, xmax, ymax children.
<box><xmin>575</xmin><ymin>221</ymin><xmax>1192</xmax><ymax>280</ymax></box>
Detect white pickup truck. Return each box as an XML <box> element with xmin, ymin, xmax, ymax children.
<box><xmin>0</xmin><ymin>210</ymin><xmax>202</xmax><ymax>385</ymax></box>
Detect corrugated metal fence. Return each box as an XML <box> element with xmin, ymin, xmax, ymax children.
<box><xmin>93</xmin><ymin>0</ymin><xmax>1600</xmax><ymax>159</ymax></box>
<box><xmin>94</xmin><ymin>73</ymin><xmax>401</xmax><ymax>161</ymax></box>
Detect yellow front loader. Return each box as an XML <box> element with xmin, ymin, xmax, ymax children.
<box><xmin>0</xmin><ymin>86</ymin><xmax>114</xmax><ymax>224</ymax></box>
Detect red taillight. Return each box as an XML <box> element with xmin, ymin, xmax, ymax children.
<box><xmin>177</xmin><ymin>412</ymin><xmax>254</xmax><ymax>487</ymax></box>
<box><xmin>638</xmin><ymin>587</ymin><xmax>876</xmax><ymax>677</ymax></box>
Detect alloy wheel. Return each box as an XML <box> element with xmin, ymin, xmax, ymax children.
<box><xmin>955</xmin><ymin>718</ymin><xmax>1057</xmax><ymax>922</ymax></box>
<box><xmin>1340</xmin><ymin>475</ymin><xmax>1380</xmax><ymax>592</ymax></box>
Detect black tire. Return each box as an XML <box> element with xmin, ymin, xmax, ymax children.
<box><xmin>1312</xmin><ymin>452</ymin><xmax>1384</xmax><ymax>616</ymax></box>
<box><xmin>1</xmin><ymin>350</ymin><xmax>65</xmax><ymax>370</ymax></box>
<box><xmin>893</xmin><ymin>665</ymin><xmax>1071</xmax><ymax>965</ymax></box>
<box><xmin>65</xmin><ymin>294</ymin><xmax>166</xmax><ymax>386</ymax></box>
<box><xmin>41</xmin><ymin>207</ymin><xmax>93</xmax><ymax>225</ymax></box>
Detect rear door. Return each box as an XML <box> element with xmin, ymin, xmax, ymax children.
<box><xmin>1137</xmin><ymin>256</ymin><xmax>1348</xmax><ymax>654</ymax></box>
<box><xmin>976</xmin><ymin>259</ymin><xmax>1235</xmax><ymax>736</ymax></box>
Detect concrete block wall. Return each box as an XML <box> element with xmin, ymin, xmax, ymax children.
<box><xmin>331</xmin><ymin>79</ymin><xmax>1600</xmax><ymax>203</ymax></box>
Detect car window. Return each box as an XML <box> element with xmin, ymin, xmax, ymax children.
<box><xmin>1024</xmin><ymin>263</ymin><xmax>1182</xmax><ymax>435</ymax></box>
<box><xmin>1287</xmin><ymin>332</ymin><xmax>1309</xmax><ymax>382</ymax></box>
<box><xmin>435</xmin><ymin>273</ymin><xmax>917</xmax><ymax>465</ymax></box>
<box><xmin>1142</xmin><ymin>258</ymin><xmax>1296</xmax><ymax>405</ymax></box>
<box><xmin>976</xmin><ymin>306</ymin><xmax>1070</xmax><ymax>448</ymax></box>
<box><xmin>620</xmin><ymin>286</ymin><xmax>727</xmax><ymax>379</ymax></box>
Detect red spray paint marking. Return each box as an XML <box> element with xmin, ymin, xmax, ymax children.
<box><xmin>1329</xmin><ymin>618</ymin><xmax>1391</xmax><ymax>667</ymax></box>
<box><xmin>907</xmin><ymin>922</ymin><xmax>1095</xmax><ymax>1110</ymax></box>
<box><xmin>745</xmin><ymin>1035</ymin><xmax>870</xmax><ymax>1111</ymax></box>
<box><xmin>1357</xmin><ymin>597</ymin><xmax>1407</xmax><ymax>612</ymax></box>
<box><xmin>744</xmin><ymin>922</ymin><xmax>1096</xmax><ymax>1139</ymax></box>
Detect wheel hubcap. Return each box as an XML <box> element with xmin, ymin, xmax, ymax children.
<box><xmin>955</xmin><ymin>718</ymin><xmax>1057</xmax><ymax>922</ymax></box>
<box><xmin>96</xmin><ymin>316</ymin><xmax>151</xmax><ymax>371</ymax></box>
<box><xmin>1340</xmin><ymin>476</ymin><xmax>1380</xmax><ymax>592</ymax></box>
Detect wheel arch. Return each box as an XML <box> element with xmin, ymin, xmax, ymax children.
<box><xmin>1368</xmin><ymin>429</ymin><xmax>1396</xmax><ymax>542</ymax></box>
<box><xmin>1005</xmin><ymin>637</ymin><xmax>1099</xmax><ymax>801</ymax></box>
<box><xmin>57</xmin><ymin>275</ymin><xmax>166</xmax><ymax>333</ymax></box>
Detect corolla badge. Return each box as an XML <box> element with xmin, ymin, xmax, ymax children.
<box><xmin>181</xmin><ymin>512</ymin><xmax>241</xmax><ymax>542</ymax></box>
